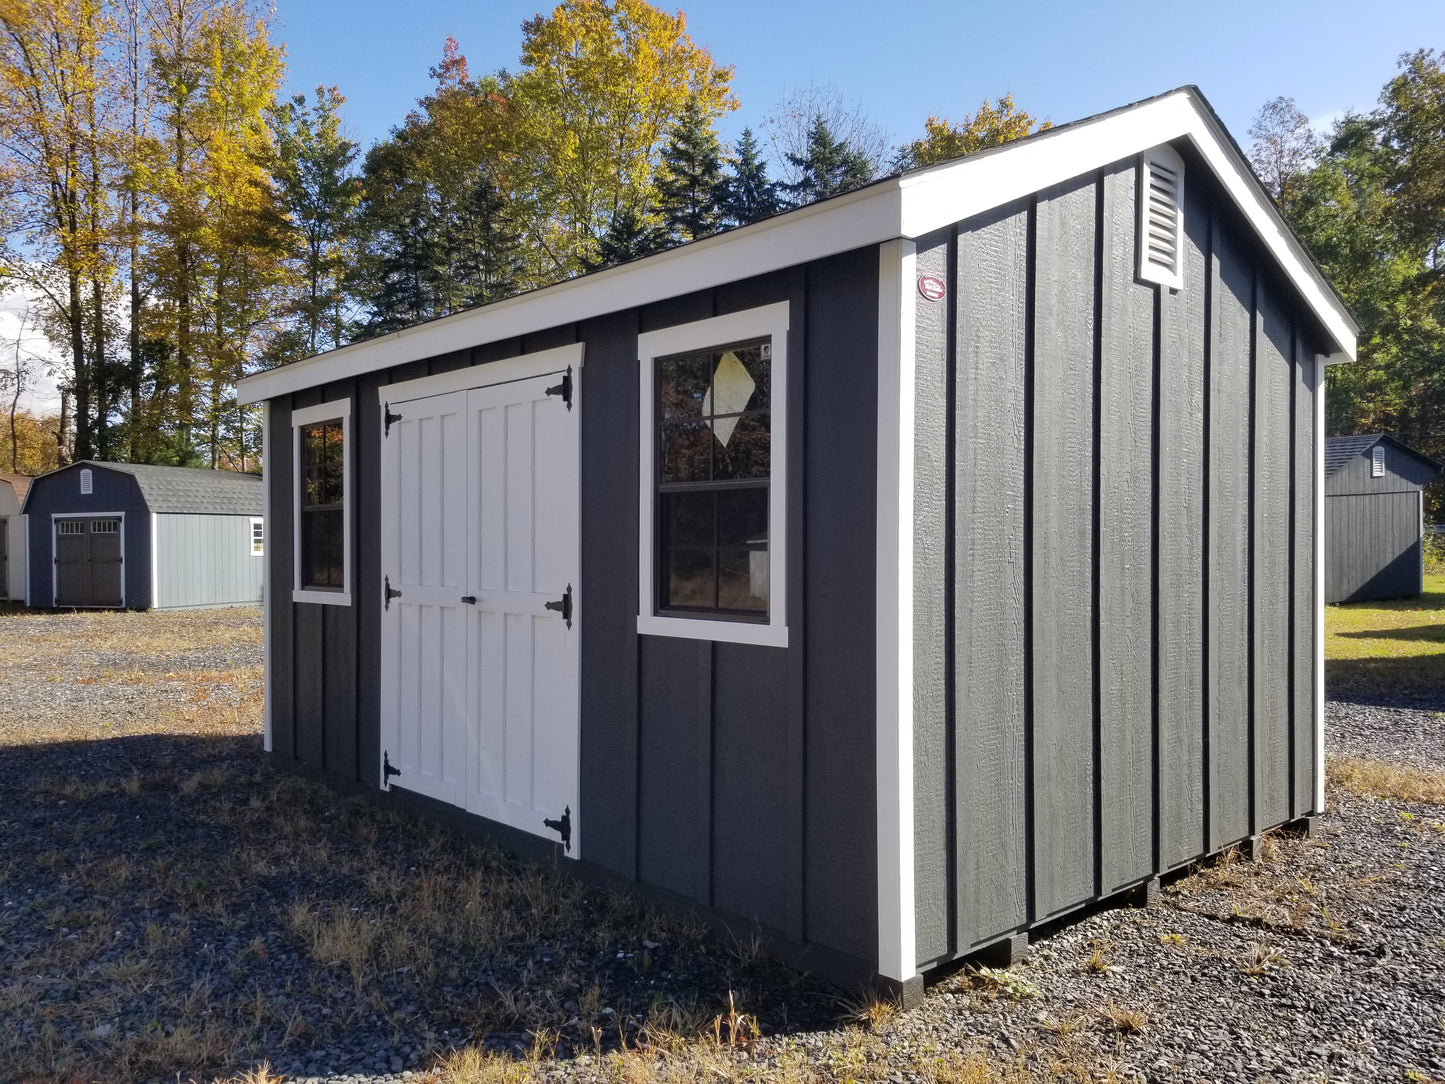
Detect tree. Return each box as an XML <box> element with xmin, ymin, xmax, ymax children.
<box><xmin>763</xmin><ymin>80</ymin><xmax>888</xmax><ymax>190</ymax></box>
<box><xmin>719</xmin><ymin>127</ymin><xmax>782</xmax><ymax>228</ymax></box>
<box><xmin>503</xmin><ymin>0</ymin><xmax>736</xmax><ymax>278</ymax></box>
<box><xmin>588</xmin><ymin>204</ymin><xmax>666</xmax><ymax>269</ymax></box>
<box><xmin>781</xmin><ymin>114</ymin><xmax>874</xmax><ymax>206</ymax></box>
<box><xmin>1379</xmin><ymin>49</ymin><xmax>1445</xmax><ymax>267</ymax></box>
<box><xmin>655</xmin><ymin>93</ymin><xmax>724</xmax><ymax>243</ymax></box>
<box><xmin>895</xmin><ymin>94</ymin><xmax>1051</xmax><ymax>170</ymax></box>
<box><xmin>1247</xmin><ymin>96</ymin><xmax>1320</xmax><ymax>205</ymax></box>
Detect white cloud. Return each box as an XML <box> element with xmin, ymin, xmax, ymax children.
<box><xmin>0</xmin><ymin>290</ymin><xmax>65</xmax><ymax>415</ymax></box>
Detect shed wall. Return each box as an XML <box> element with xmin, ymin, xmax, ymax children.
<box><xmin>154</xmin><ymin>514</ymin><xmax>264</xmax><ymax>608</ymax></box>
<box><xmin>1326</xmin><ymin>492</ymin><xmax>1423</xmax><ymax>603</ymax></box>
<box><xmin>912</xmin><ymin>149</ymin><xmax>1324</xmax><ymax>968</ymax></box>
<box><xmin>0</xmin><ymin>483</ymin><xmax>22</xmax><ymax>601</ymax></box>
<box><xmin>264</xmin><ymin>249</ymin><xmax>881</xmax><ymax>972</ymax></box>
<box><xmin>24</xmin><ymin>466</ymin><xmax>152</xmax><ymax>608</ymax></box>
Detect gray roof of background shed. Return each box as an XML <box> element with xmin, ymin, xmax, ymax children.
<box><xmin>37</xmin><ymin>461</ymin><xmax>263</xmax><ymax>515</ymax></box>
<box><xmin>1325</xmin><ymin>434</ymin><xmax>1442</xmax><ymax>478</ymax></box>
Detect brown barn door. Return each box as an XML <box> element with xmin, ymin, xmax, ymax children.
<box><xmin>54</xmin><ymin>517</ymin><xmax>124</xmax><ymax>607</ymax></box>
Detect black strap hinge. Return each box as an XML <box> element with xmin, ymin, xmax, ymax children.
<box><xmin>544</xmin><ymin>366</ymin><xmax>572</xmax><ymax>410</ymax></box>
<box><xmin>544</xmin><ymin>583</ymin><xmax>573</xmax><ymax>629</ymax></box>
<box><xmin>384</xmin><ymin>402</ymin><xmax>402</xmax><ymax>435</ymax></box>
<box><xmin>385</xmin><ymin>574</ymin><xmax>402</xmax><ymax>610</ymax></box>
<box><xmin>383</xmin><ymin>751</ymin><xmax>401</xmax><ymax>784</ymax></box>
<box><xmin>543</xmin><ymin>805</ymin><xmax>571</xmax><ymax>852</ymax></box>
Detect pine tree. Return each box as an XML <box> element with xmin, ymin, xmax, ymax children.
<box><xmin>720</xmin><ymin>127</ymin><xmax>782</xmax><ymax>227</ymax></box>
<box><xmin>453</xmin><ymin>175</ymin><xmax>523</xmax><ymax>305</ymax></box>
<box><xmin>655</xmin><ymin>95</ymin><xmax>725</xmax><ymax>243</ymax></box>
<box><xmin>589</xmin><ymin>205</ymin><xmax>667</xmax><ymax>269</ymax></box>
<box><xmin>782</xmin><ymin>115</ymin><xmax>874</xmax><ymax>207</ymax></box>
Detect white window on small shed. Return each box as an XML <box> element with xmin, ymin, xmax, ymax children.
<box><xmin>80</xmin><ymin>468</ymin><xmax>93</xmax><ymax>495</ymax></box>
<box><xmin>250</xmin><ymin>517</ymin><xmax>265</xmax><ymax>556</ymax></box>
<box><xmin>1138</xmin><ymin>145</ymin><xmax>1186</xmax><ymax>291</ymax></box>
<box><xmin>1372</xmin><ymin>446</ymin><xmax>1385</xmax><ymax>477</ymax></box>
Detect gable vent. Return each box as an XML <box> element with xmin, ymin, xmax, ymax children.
<box><xmin>1372</xmin><ymin>446</ymin><xmax>1385</xmax><ymax>477</ymax></box>
<box><xmin>80</xmin><ymin>468</ymin><xmax>93</xmax><ymax>495</ymax></box>
<box><xmin>1138</xmin><ymin>146</ymin><xmax>1185</xmax><ymax>290</ymax></box>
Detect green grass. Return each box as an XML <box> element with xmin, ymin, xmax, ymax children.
<box><xmin>1326</xmin><ymin>573</ymin><xmax>1445</xmax><ymax>700</ymax></box>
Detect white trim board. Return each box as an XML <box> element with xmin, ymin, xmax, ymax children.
<box><xmin>377</xmin><ymin>343</ymin><xmax>584</xmax><ymax>407</ymax></box>
<box><xmin>292</xmin><ymin>398</ymin><xmax>353</xmax><ymax>607</ymax></box>
<box><xmin>237</xmin><ymin>88</ymin><xmax>1356</xmax><ymax>408</ymax></box>
<box><xmin>262</xmin><ymin>401</ymin><xmax>273</xmax><ymax>754</ymax></box>
<box><xmin>1313</xmin><ymin>354</ymin><xmax>1328</xmax><ymax>814</ymax></box>
<box><xmin>875</xmin><ymin>239</ymin><xmax>918</xmax><ymax>983</ymax></box>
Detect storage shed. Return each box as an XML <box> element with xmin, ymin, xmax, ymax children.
<box><xmin>0</xmin><ymin>472</ymin><xmax>29</xmax><ymax>601</ymax></box>
<box><xmin>1324</xmin><ymin>434</ymin><xmax>1440</xmax><ymax>603</ymax></box>
<box><xmin>236</xmin><ymin>87</ymin><xmax>1357</xmax><ymax>1000</ymax></box>
<box><xmin>22</xmin><ymin>461</ymin><xmax>264</xmax><ymax>609</ymax></box>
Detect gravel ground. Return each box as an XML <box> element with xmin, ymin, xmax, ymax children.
<box><xmin>2</xmin><ymin>607</ymin><xmax>1443</xmax><ymax>1084</ymax></box>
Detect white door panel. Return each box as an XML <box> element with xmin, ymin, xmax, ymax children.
<box><xmin>380</xmin><ymin>370</ymin><xmax>579</xmax><ymax>855</ymax></box>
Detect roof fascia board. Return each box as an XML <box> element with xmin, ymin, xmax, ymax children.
<box><xmin>899</xmin><ymin>91</ymin><xmax>1356</xmax><ymax>359</ymax></box>
<box><xmin>237</xmin><ymin>185</ymin><xmax>903</xmax><ymax>405</ymax></box>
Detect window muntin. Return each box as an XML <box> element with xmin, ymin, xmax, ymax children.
<box><xmin>655</xmin><ymin>340</ymin><xmax>771</xmax><ymax>618</ymax></box>
<box><xmin>637</xmin><ymin>301</ymin><xmax>789</xmax><ymax>648</ymax></box>
<box><xmin>291</xmin><ymin>399</ymin><xmax>351</xmax><ymax>605</ymax></box>
<box><xmin>58</xmin><ymin>520</ymin><xmax>84</xmax><ymax>535</ymax></box>
<box><xmin>250</xmin><ymin>517</ymin><xmax>265</xmax><ymax>556</ymax></box>
<box><xmin>299</xmin><ymin>419</ymin><xmax>344</xmax><ymax>589</ymax></box>
<box><xmin>91</xmin><ymin>519</ymin><xmax>118</xmax><ymax>534</ymax></box>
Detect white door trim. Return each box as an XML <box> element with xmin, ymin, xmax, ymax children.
<box><xmin>51</xmin><ymin>511</ymin><xmax>126</xmax><ymax>608</ymax></box>
<box><xmin>376</xmin><ymin>343</ymin><xmax>584</xmax><ymax>409</ymax></box>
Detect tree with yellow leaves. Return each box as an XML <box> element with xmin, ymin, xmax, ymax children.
<box><xmin>896</xmin><ymin>94</ymin><xmax>1051</xmax><ymax>170</ymax></box>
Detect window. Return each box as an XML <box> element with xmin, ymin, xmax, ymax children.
<box><xmin>91</xmin><ymin>519</ymin><xmax>118</xmax><ymax>533</ymax></box>
<box><xmin>637</xmin><ymin>302</ymin><xmax>789</xmax><ymax>648</ymax></box>
<box><xmin>250</xmin><ymin>517</ymin><xmax>265</xmax><ymax>556</ymax></box>
<box><xmin>1138</xmin><ymin>145</ymin><xmax>1185</xmax><ymax>291</ymax></box>
<box><xmin>58</xmin><ymin>520</ymin><xmax>84</xmax><ymax>535</ymax></box>
<box><xmin>292</xmin><ymin>399</ymin><xmax>351</xmax><ymax>605</ymax></box>
<box><xmin>1372</xmin><ymin>446</ymin><xmax>1385</xmax><ymax>478</ymax></box>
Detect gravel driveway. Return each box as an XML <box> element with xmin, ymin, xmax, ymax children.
<box><xmin>1</xmin><ymin>607</ymin><xmax>1442</xmax><ymax>1084</ymax></box>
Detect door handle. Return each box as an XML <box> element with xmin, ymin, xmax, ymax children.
<box><xmin>460</xmin><ymin>595</ymin><xmax>476</xmax><ymax>605</ymax></box>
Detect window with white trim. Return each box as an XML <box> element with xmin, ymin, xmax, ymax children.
<box><xmin>250</xmin><ymin>517</ymin><xmax>265</xmax><ymax>556</ymax></box>
<box><xmin>1138</xmin><ymin>145</ymin><xmax>1185</xmax><ymax>290</ymax></box>
<box><xmin>292</xmin><ymin>399</ymin><xmax>351</xmax><ymax>605</ymax></box>
<box><xmin>637</xmin><ymin>302</ymin><xmax>789</xmax><ymax>648</ymax></box>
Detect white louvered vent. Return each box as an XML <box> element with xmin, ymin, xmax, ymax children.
<box><xmin>1372</xmin><ymin>446</ymin><xmax>1385</xmax><ymax>477</ymax></box>
<box><xmin>80</xmin><ymin>468</ymin><xmax>93</xmax><ymax>495</ymax></box>
<box><xmin>1138</xmin><ymin>146</ymin><xmax>1185</xmax><ymax>290</ymax></box>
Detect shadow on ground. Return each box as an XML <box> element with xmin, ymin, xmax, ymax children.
<box><xmin>1327</xmin><ymin>655</ymin><xmax>1445</xmax><ymax>708</ymax></box>
<box><xmin>0</xmin><ymin>733</ymin><xmax>842</xmax><ymax>1082</ymax></box>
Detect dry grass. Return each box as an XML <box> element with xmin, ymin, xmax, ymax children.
<box><xmin>1328</xmin><ymin>755</ymin><xmax>1445</xmax><ymax>805</ymax></box>
<box><xmin>0</xmin><ymin>605</ymin><xmax>261</xmax><ymax>669</ymax></box>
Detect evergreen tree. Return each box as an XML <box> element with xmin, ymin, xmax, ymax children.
<box><xmin>782</xmin><ymin>115</ymin><xmax>874</xmax><ymax>207</ymax></box>
<box><xmin>655</xmin><ymin>95</ymin><xmax>726</xmax><ymax>243</ymax></box>
<box><xmin>720</xmin><ymin>127</ymin><xmax>782</xmax><ymax>227</ymax></box>
<box><xmin>589</xmin><ymin>205</ymin><xmax>668</xmax><ymax>269</ymax></box>
<box><xmin>453</xmin><ymin>175</ymin><xmax>524</xmax><ymax>305</ymax></box>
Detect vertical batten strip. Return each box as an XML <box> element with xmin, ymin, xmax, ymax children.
<box><xmin>1314</xmin><ymin>354</ymin><xmax>1327</xmax><ymax>813</ymax></box>
<box><xmin>262</xmin><ymin>402</ymin><xmax>272</xmax><ymax>753</ymax></box>
<box><xmin>876</xmin><ymin>238</ymin><xmax>918</xmax><ymax>983</ymax></box>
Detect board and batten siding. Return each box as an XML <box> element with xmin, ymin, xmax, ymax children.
<box><xmin>911</xmin><ymin>148</ymin><xmax>1324</xmax><ymax>969</ymax></box>
<box><xmin>264</xmin><ymin>248</ymin><xmax>881</xmax><ymax>975</ymax></box>
<box><xmin>24</xmin><ymin>465</ymin><xmax>153</xmax><ymax>609</ymax></box>
<box><xmin>153</xmin><ymin>514</ymin><xmax>264</xmax><ymax>609</ymax></box>
<box><xmin>1324</xmin><ymin>442</ymin><xmax>1436</xmax><ymax>604</ymax></box>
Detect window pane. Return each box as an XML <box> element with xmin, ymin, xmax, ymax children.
<box><xmin>659</xmin><ymin>421</ymin><xmax>712</xmax><ymax>483</ymax></box>
<box><xmin>302</xmin><ymin>508</ymin><xmax>344</xmax><ymax>589</ymax></box>
<box><xmin>658</xmin><ymin>354</ymin><xmax>712</xmax><ymax>419</ymax></box>
<box><xmin>716</xmin><ymin>487</ymin><xmax>767</xmax><ymax>548</ymax></box>
<box><xmin>718</xmin><ymin>548</ymin><xmax>768</xmax><ymax>611</ymax></box>
<box><xmin>730</xmin><ymin>343</ymin><xmax>770</xmax><ymax>413</ymax></box>
<box><xmin>663</xmin><ymin>549</ymin><xmax>715</xmax><ymax>609</ymax></box>
<box><xmin>713</xmin><ymin>412</ymin><xmax>770</xmax><ymax>480</ymax></box>
<box><xmin>660</xmin><ymin>491</ymin><xmax>714</xmax><ymax>549</ymax></box>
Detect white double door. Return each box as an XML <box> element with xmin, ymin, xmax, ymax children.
<box><xmin>379</xmin><ymin>370</ymin><xmax>579</xmax><ymax>855</ymax></box>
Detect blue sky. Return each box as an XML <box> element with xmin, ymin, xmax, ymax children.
<box><xmin>275</xmin><ymin>0</ymin><xmax>1445</xmax><ymax>158</ymax></box>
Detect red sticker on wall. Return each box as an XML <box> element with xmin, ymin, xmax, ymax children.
<box><xmin>918</xmin><ymin>274</ymin><xmax>946</xmax><ymax>301</ymax></box>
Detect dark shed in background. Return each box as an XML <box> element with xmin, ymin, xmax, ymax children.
<box><xmin>1324</xmin><ymin>434</ymin><xmax>1440</xmax><ymax>603</ymax></box>
<box><xmin>23</xmin><ymin>461</ymin><xmax>264</xmax><ymax>609</ymax></box>
<box><xmin>236</xmin><ymin>87</ymin><xmax>1358</xmax><ymax>1000</ymax></box>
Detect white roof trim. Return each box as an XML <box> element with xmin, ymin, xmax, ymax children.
<box><xmin>238</xmin><ymin>88</ymin><xmax>1355</xmax><ymax>406</ymax></box>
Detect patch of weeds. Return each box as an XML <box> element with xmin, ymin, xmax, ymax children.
<box><xmin>1099</xmin><ymin>1000</ymin><xmax>1147</xmax><ymax>1034</ymax></box>
<box><xmin>972</xmin><ymin>965</ymin><xmax>1039</xmax><ymax>1001</ymax></box>
<box><xmin>1328</xmin><ymin>756</ymin><xmax>1445</xmax><ymax>804</ymax></box>
<box><xmin>1241</xmin><ymin>940</ymin><xmax>1289</xmax><ymax>976</ymax></box>
<box><xmin>1156</xmin><ymin>932</ymin><xmax>1186</xmax><ymax>947</ymax></box>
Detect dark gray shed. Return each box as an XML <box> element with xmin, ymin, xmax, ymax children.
<box><xmin>1324</xmin><ymin>434</ymin><xmax>1440</xmax><ymax>603</ymax></box>
<box><xmin>22</xmin><ymin>461</ymin><xmax>264</xmax><ymax>609</ymax></box>
<box><xmin>236</xmin><ymin>87</ymin><xmax>1357</xmax><ymax>1000</ymax></box>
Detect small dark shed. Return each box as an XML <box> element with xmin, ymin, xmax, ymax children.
<box><xmin>237</xmin><ymin>87</ymin><xmax>1358</xmax><ymax>1000</ymax></box>
<box><xmin>22</xmin><ymin>461</ymin><xmax>264</xmax><ymax>609</ymax></box>
<box><xmin>1324</xmin><ymin>434</ymin><xmax>1440</xmax><ymax>603</ymax></box>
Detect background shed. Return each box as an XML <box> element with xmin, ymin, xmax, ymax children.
<box><xmin>22</xmin><ymin>461</ymin><xmax>264</xmax><ymax>609</ymax></box>
<box><xmin>1324</xmin><ymin>434</ymin><xmax>1440</xmax><ymax>603</ymax></box>
<box><xmin>0</xmin><ymin>473</ymin><xmax>29</xmax><ymax>601</ymax></box>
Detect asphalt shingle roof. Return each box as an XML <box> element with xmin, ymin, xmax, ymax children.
<box><xmin>1324</xmin><ymin>434</ymin><xmax>1383</xmax><ymax>477</ymax></box>
<box><xmin>0</xmin><ymin>472</ymin><xmax>32</xmax><ymax>504</ymax></box>
<box><xmin>64</xmin><ymin>461</ymin><xmax>262</xmax><ymax>515</ymax></box>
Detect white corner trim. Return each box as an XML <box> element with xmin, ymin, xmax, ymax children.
<box><xmin>636</xmin><ymin>301</ymin><xmax>790</xmax><ymax>647</ymax></box>
<box><xmin>376</xmin><ymin>342</ymin><xmax>585</xmax><ymax>407</ymax></box>
<box><xmin>262</xmin><ymin>401</ymin><xmax>273</xmax><ymax>754</ymax></box>
<box><xmin>1313</xmin><ymin>354</ymin><xmax>1326</xmax><ymax>814</ymax></box>
<box><xmin>292</xmin><ymin>398</ymin><xmax>352</xmax><ymax>607</ymax></box>
<box><xmin>876</xmin><ymin>238</ymin><xmax>918</xmax><ymax>983</ymax></box>
<box><xmin>150</xmin><ymin>512</ymin><xmax>160</xmax><ymax>609</ymax></box>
